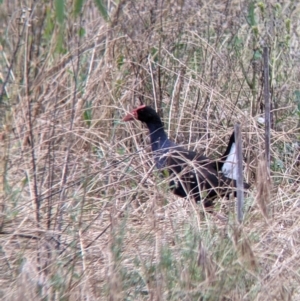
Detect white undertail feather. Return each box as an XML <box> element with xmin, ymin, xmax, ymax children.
<box><xmin>222</xmin><ymin>142</ymin><xmax>238</xmax><ymax>180</ymax></box>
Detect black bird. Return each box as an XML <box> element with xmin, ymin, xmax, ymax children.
<box><xmin>123</xmin><ymin>105</ymin><xmax>249</xmax><ymax>210</ymax></box>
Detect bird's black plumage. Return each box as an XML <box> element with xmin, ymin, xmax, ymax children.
<box><xmin>123</xmin><ymin>105</ymin><xmax>249</xmax><ymax>209</ymax></box>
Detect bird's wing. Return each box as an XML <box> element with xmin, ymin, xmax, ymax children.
<box><xmin>166</xmin><ymin>148</ymin><xmax>241</xmax><ymax>201</ymax></box>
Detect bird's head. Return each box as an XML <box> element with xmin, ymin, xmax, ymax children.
<box><xmin>123</xmin><ymin>105</ymin><xmax>162</xmax><ymax>125</ymax></box>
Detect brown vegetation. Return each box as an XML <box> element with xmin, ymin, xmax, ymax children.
<box><xmin>0</xmin><ymin>0</ymin><xmax>300</xmax><ymax>300</ymax></box>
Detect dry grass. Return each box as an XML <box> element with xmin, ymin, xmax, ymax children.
<box><xmin>0</xmin><ymin>0</ymin><xmax>300</xmax><ymax>300</ymax></box>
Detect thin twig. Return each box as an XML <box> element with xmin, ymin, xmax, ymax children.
<box><xmin>263</xmin><ymin>47</ymin><xmax>271</xmax><ymax>172</ymax></box>
<box><xmin>235</xmin><ymin>124</ymin><xmax>244</xmax><ymax>223</ymax></box>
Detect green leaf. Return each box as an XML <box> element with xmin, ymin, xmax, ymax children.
<box><xmin>257</xmin><ymin>2</ymin><xmax>265</xmax><ymax>14</ymax></box>
<box><xmin>44</xmin><ymin>8</ymin><xmax>55</xmax><ymax>39</ymax></box>
<box><xmin>285</xmin><ymin>18</ymin><xmax>291</xmax><ymax>33</ymax></box>
<box><xmin>252</xmin><ymin>25</ymin><xmax>259</xmax><ymax>37</ymax></box>
<box><xmin>162</xmin><ymin>169</ymin><xmax>170</xmax><ymax>177</ymax></box>
<box><xmin>117</xmin><ymin>55</ymin><xmax>124</xmax><ymax>69</ymax></box>
<box><xmin>55</xmin><ymin>0</ymin><xmax>65</xmax><ymax>24</ymax></box>
<box><xmin>94</xmin><ymin>0</ymin><xmax>108</xmax><ymax>21</ymax></box>
<box><xmin>56</xmin><ymin>28</ymin><xmax>67</xmax><ymax>54</ymax></box>
<box><xmin>74</xmin><ymin>0</ymin><xmax>84</xmax><ymax>15</ymax></box>
<box><xmin>83</xmin><ymin>101</ymin><xmax>92</xmax><ymax>127</ymax></box>
<box><xmin>79</xmin><ymin>27</ymin><xmax>85</xmax><ymax>37</ymax></box>
<box><xmin>247</xmin><ymin>2</ymin><xmax>256</xmax><ymax>27</ymax></box>
<box><xmin>253</xmin><ymin>49</ymin><xmax>262</xmax><ymax>60</ymax></box>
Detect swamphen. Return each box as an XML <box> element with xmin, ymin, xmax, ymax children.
<box><xmin>123</xmin><ymin>105</ymin><xmax>249</xmax><ymax>210</ymax></box>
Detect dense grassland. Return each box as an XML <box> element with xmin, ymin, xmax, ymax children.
<box><xmin>0</xmin><ymin>0</ymin><xmax>300</xmax><ymax>300</ymax></box>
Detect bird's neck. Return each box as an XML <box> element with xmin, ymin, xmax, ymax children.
<box><xmin>146</xmin><ymin>122</ymin><xmax>169</xmax><ymax>151</ymax></box>
<box><xmin>145</xmin><ymin>121</ymin><xmax>173</xmax><ymax>169</ymax></box>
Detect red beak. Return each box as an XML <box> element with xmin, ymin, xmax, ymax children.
<box><xmin>123</xmin><ymin>111</ymin><xmax>136</xmax><ymax>121</ymax></box>
<box><xmin>123</xmin><ymin>105</ymin><xmax>146</xmax><ymax>121</ymax></box>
